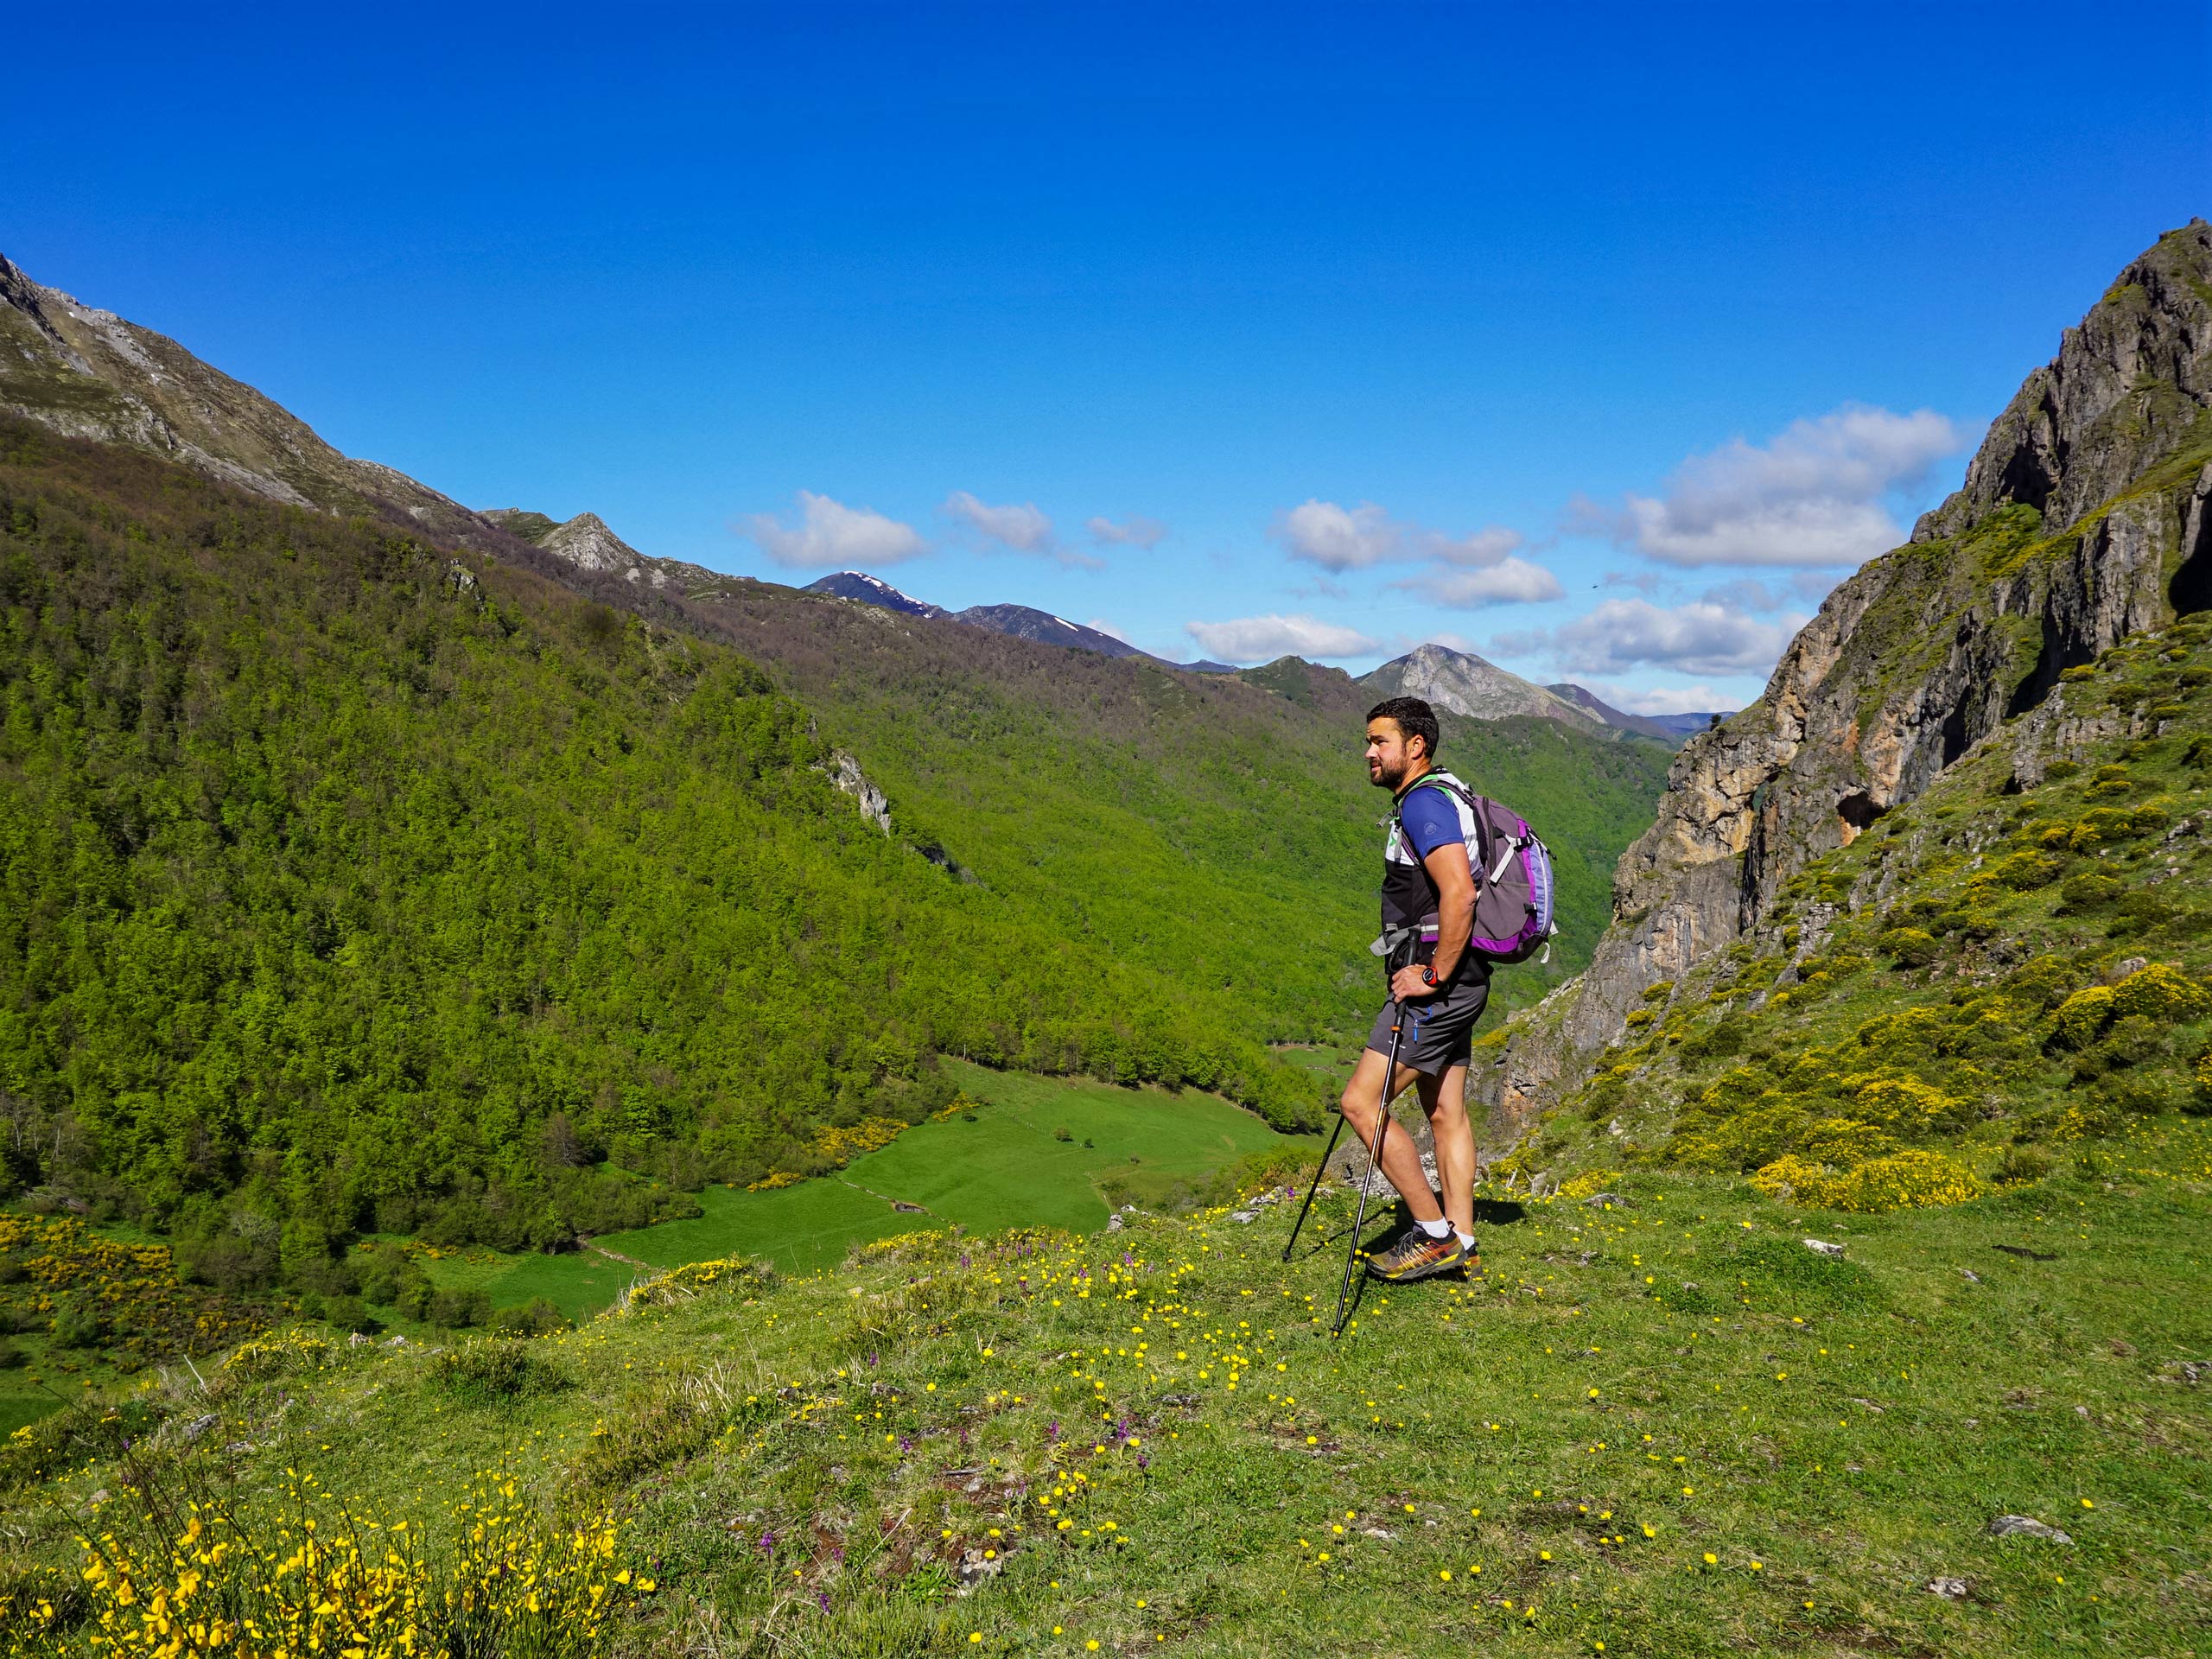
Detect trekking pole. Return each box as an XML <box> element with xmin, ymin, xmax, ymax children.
<box><xmin>1280</xmin><ymin>1116</ymin><xmax>1346</xmax><ymax>1262</ymax></box>
<box><xmin>1332</xmin><ymin>997</ymin><xmax>1408</xmax><ymax>1338</ymax></box>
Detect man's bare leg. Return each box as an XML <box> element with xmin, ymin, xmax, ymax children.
<box><xmin>1338</xmin><ymin>1046</ymin><xmax>1442</xmax><ymax>1222</ymax></box>
<box><xmin>1417</xmin><ymin>1062</ymin><xmax>1476</xmax><ymax>1238</ymax></box>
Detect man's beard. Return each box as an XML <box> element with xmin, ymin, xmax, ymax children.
<box><xmin>1371</xmin><ymin>758</ymin><xmax>1407</xmax><ymax>790</ymax></box>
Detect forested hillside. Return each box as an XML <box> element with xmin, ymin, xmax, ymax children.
<box><xmin>679</xmin><ymin>585</ymin><xmax>1671</xmax><ymax>1039</ymax></box>
<box><xmin>0</xmin><ymin>422</ymin><xmax>1310</xmax><ymax>1262</ymax></box>
<box><xmin>0</xmin><ymin>419</ymin><xmax>1670</xmax><ymax>1281</ymax></box>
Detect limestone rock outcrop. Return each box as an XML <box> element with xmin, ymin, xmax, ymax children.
<box><xmin>1476</xmin><ymin>219</ymin><xmax>2212</xmax><ymax>1136</ymax></box>
<box><xmin>0</xmin><ymin>251</ymin><xmax>506</xmax><ymax>552</ymax></box>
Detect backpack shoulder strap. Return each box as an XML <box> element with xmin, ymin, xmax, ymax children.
<box><xmin>1393</xmin><ymin>772</ymin><xmax>1490</xmax><ymax>877</ymax></box>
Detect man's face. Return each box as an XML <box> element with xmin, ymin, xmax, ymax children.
<box><xmin>1364</xmin><ymin>717</ymin><xmax>1422</xmax><ymax>789</ymax></box>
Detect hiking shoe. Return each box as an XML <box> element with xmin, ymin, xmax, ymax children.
<box><xmin>1365</xmin><ymin>1228</ymin><xmax>1466</xmax><ymax>1282</ymax></box>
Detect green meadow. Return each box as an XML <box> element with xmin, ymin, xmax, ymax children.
<box><xmin>454</xmin><ymin>1065</ymin><xmax>1315</xmax><ymax>1314</ymax></box>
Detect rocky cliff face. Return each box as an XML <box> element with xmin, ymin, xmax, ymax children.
<box><xmin>0</xmin><ymin>251</ymin><xmax>519</xmax><ymax>554</ymax></box>
<box><xmin>1475</xmin><ymin>219</ymin><xmax>2212</xmax><ymax>1135</ymax></box>
<box><xmin>484</xmin><ymin>507</ymin><xmax>747</xmax><ymax>599</ymax></box>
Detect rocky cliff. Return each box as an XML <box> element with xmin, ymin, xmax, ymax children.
<box><xmin>1474</xmin><ymin>219</ymin><xmax>2212</xmax><ymax>1135</ymax></box>
<box><xmin>0</xmin><ymin>251</ymin><xmax>523</xmax><ymax>555</ymax></box>
<box><xmin>484</xmin><ymin>507</ymin><xmax>747</xmax><ymax>599</ymax></box>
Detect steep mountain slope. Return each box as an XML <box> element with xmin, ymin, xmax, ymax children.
<box><xmin>0</xmin><ymin>252</ymin><xmax>522</xmax><ymax>560</ymax></box>
<box><xmin>1362</xmin><ymin>642</ymin><xmax>1618</xmax><ymax>734</ymax></box>
<box><xmin>1475</xmin><ymin>219</ymin><xmax>2212</xmax><ymax>1137</ymax></box>
<box><xmin>0</xmin><ymin>419</ymin><xmax>1340</xmax><ymax>1255</ymax></box>
<box><xmin>1518</xmin><ymin>609</ymin><xmax>2212</xmax><ymax>1203</ymax></box>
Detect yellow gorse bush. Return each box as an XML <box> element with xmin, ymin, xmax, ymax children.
<box><xmin>2051</xmin><ymin>985</ymin><xmax>2115</xmax><ymax>1049</ymax></box>
<box><xmin>1847</xmin><ymin>1075</ymin><xmax>1957</xmax><ymax>1134</ymax></box>
<box><xmin>747</xmin><ymin>1113</ymin><xmax>912</xmax><ymax>1188</ymax></box>
<box><xmin>1752</xmin><ymin>1147</ymin><xmax>1981</xmax><ymax>1212</ymax></box>
<box><xmin>67</xmin><ymin>1472</ymin><xmax>644</xmax><ymax>1659</ymax></box>
<box><xmin>619</xmin><ymin>1255</ymin><xmax>771</xmax><ymax>1312</ymax></box>
<box><xmin>219</xmin><ymin>1331</ymin><xmax>346</xmax><ymax>1384</ymax></box>
<box><xmin>0</xmin><ymin>1217</ymin><xmax>264</xmax><ymax>1367</ymax></box>
<box><xmin>2110</xmin><ymin>962</ymin><xmax>2209</xmax><ymax>1022</ymax></box>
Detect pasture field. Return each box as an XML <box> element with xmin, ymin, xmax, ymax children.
<box><xmin>593</xmin><ymin>1063</ymin><xmax>1308</xmax><ymax>1277</ymax></box>
<box><xmin>457</xmin><ymin>1064</ymin><xmax>1313</xmax><ymax>1313</ymax></box>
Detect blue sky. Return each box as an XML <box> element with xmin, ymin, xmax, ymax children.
<box><xmin>8</xmin><ymin>3</ymin><xmax>2207</xmax><ymax>709</ymax></box>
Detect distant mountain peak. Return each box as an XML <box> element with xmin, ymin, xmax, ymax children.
<box><xmin>953</xmin><ymin>602</ymin><xmax>1147</xmax><ymax>661</ymax></box>
<box><xmin>482</xmin><ymin>506</ymin><xmax>750</xmax><ymax>599</ymax></box>
<box><xmin>803</xmin><ymin>570</ymin><xmax>950</xmax><ymax>619</ymax></box>
<box><xmin>1360</xmin><ymin>642</ymin><xmax>1605</xmax><ymax>734</ymax></box>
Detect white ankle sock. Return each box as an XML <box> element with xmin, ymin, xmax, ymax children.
<box><xmin>1417</xmin><ymin>1217</ymin><xmax>1451</xmax><ymax>1239</ymax></box>
<box><xmin>1456</xmin><ymin>1230</ymin><xmax>1477</xmax><ymax>1250</ymax></box>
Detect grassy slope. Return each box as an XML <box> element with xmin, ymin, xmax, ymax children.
<box><xmin>1514</xmin><ymin>613</ymin><xmax>2212</xmax><ymax>1196</ymax></box>
<box><xmin>673</xmin><ymin>588</ymin><xmax>1673</xmax><ymax>1033</ymax></box>
<box><xmin>5</xmin><ymin>1145</ymin><xmax>2205</xmax><ymax>1656</ymax></box>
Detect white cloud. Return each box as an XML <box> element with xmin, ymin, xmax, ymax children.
<box><xmin>1087</xmin><ymin>513</ymin><xmax>1168</xmax><ymax>549</ymax></box>
<box><xmin>1426</xmin><ymin>526</ymin><xmax>1523</xmax><ymax>567</ymax></box>
<box><xmin>741</xmin><ymin>491</ymin><xmax>930</xmax><ymax>569</ymax></box>
<box><xmin>1275</xmin><ymin>499</ymin><xmax>1531</xmax><ymax>589</ymax></box>
<box><xmin>944</xmin><ymin>490</ymin><xmax>1055</xmax><ymax>552</ymax></box>
<box><xmin>1274</xmin><ymin>499</ymin><xmax>1402</xmax><ymax>571</ymax></box>
<box><xmin>1492</xmin><ymin>597</ymin><xmax>1807</xmax><ymax>677</ymax></box>
<box><xmin>1698</xmin><ymin>577</ymin><xmax>1789</xmax><ymax>613</ymax></box>
<box><xmin>1084</xmin><ymin>616</ymin><xmax>1132</xmax><ymax>644</ymax></box>
<box><xmin>1581</xmin><ymin>681</ymin><xmax>1738</xmax><ymax>717</ymax></box>
<box><xmin>1185</xmin><ymin>613</ymin><xmax>1382</xmax><ymax>663</ymax></box>
<box><xmin>1397</xmin><ymin>555</ymin><xmax>1562</xmax><ymax>608</ymax></box>
<box><xmin>1588</xmin><ymin>404</ymin><xmax>1965</xmax><ymax>568</ymax></box>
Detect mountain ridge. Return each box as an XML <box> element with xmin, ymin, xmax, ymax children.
<box><xmin>0</xmin><ymin>251</ymin><xmax>529</xmax><ymax>562</ymax></box>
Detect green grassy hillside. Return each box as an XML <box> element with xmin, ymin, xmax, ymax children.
<box><xmin>650</xmin><ymin>585</ymin><xmax>1671</xmax><ymax>1039</ymax></box>
<box><xmin>4</xmin><ymin>1142</ymin><xmax>2204</xmax><ymax>1656</ymax></box>
<box><xmin>1510</xmin><ymin>612</ymin><xmax>2212</xmax><ymax>1204</ymax></box>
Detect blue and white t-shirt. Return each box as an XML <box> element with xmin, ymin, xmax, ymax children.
<box><xmin>1382</xmin><ymin>771</ymin><xmax>1478</xmax><ymax>934</ymax></box>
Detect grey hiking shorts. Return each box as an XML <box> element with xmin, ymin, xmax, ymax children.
<box><xmin>1364</xmin><ymin>969</ymin><xmax>1491</xmax><ymax>1077</ymax></box>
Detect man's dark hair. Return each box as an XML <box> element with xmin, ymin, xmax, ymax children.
<box><xmin>1367</xmin><ymin>696</ymin><xmax>1440</xmax><ymax>761</ymax></box>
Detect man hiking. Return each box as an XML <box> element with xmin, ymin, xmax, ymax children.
<box><xmin>1339</xmin><ymin>695</ymin><xmax>1486</xmax><ymax>1282</ymax></box>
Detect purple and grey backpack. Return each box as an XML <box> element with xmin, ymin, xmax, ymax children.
<box><xmin>1396</xmin><ymin>772</ymin><xmax>1559</xmax><ymax>966</ymax></box>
